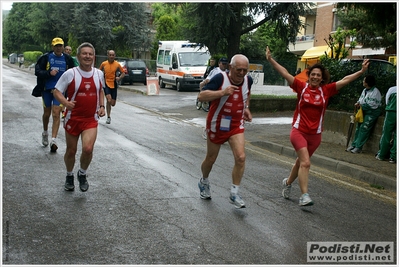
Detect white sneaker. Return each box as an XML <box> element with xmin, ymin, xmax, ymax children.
<box><xmin>282</xmin><ymin>178</ymin><xmax>291</xmax><ymax>199</ymax></box>
<box><xmin>106</xmin><ymin>117</ymin><xmax>111</xmax><ymax>124</ymax></box>
<box><xmin>299</xmin><ymin>193</ymin><xmax>314</xmax><ymax>206</ymax></box>
<box><xmin>202</xmin><ymin>128</ymin><xmax>207</xmax><ymax>140</ymax></box>
<box><xmin>198</xmin><ymin>179</ymin><xmax>211</xmax><ymax>199</ymax></box>
<box><xmin>229</xmin><ymin>193</ymin><xmax>246</xmax><ymax>208</ymax></box>
<box><xmin>42</xmin><ymin>132</ymin><xmax>49</xmax><ymax>146</ymax></box>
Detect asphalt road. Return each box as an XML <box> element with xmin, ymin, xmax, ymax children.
<box><xmin>2</xmin><ymin>64</ymin><xmax>396</xmax><ymax>265</ymax></box>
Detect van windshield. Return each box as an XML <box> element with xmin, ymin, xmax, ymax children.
<box><xmin>178</xmin><ymin>52</ymin><xmax>209</xmax><ymax>67</ymax></box>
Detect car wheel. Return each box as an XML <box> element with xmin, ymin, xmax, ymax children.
<box><xmin>176</xmin><ymin>81</ymin><xmax>183</xmax><ymax>92</ymax></box>
<box><xmin>202</xmin><ymin>101</ymin><xmax>209</xmax><ymax>112</ymax></box>
<box><xmin>143</xmin><ymin>79</ymin><xmax>147</xmax><ymax>86</ymax></box>
<box><xmin>159</xmin><ymin>78</ymin><xmax>165</xmax><ymax>88</ymax></box>
<box><xmin>196</xmin><ymin>98</ymin><xmax>202</xmax><ymax>110</ymax></box>
<box><xmin>129</xmin><ymin>81</ymin><xmax>133</xmax><ymax>85</ymax></box>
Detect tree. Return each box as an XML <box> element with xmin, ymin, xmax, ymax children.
<box><xmin>177</xmin><ymin>3</ymin><xmax>312</xmax><ymax>59</ymax></box>
<box><xmin>2</xmin><ymin>3</ymin><xmax>152</xmax><ymax>57</ymax></box>
<box><xmin>324</xmin><ymin>27</ymin><xmax>357</xmax><ymax>60</ymax></box>
<box><xmin>336</xmin><ymin>3</ymin><xmax>397</xmax><ymax>50</ymax></box>
<box><xmin>3</xmin><ymin>3</ymin><xmax>37</xmax><ymax>54</ymax></box>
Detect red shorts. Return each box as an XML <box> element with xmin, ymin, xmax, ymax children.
<box><xmin>207</xmin><ymin>127</ymin><xmax>244</xmax><ymax>144</ymax></box>
<box><xmin>64</xmin><ymin>119</ymin><xmax>98</xmax><ymax>136</ymax></box>
<box><xmin>290</xmin><ymin>127</ymin><xmax>321</xmax><ymax>157</ymax></box>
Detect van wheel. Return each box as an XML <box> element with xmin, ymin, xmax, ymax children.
<box><xmin>176</xmin><ymin>81</ymin><xmax>183</xmax><ymax>92</ymax></box>
<box><xmin>159</xmin><ymin>78</ymin><xmax>165</xmax><ymax>88</ymax></box>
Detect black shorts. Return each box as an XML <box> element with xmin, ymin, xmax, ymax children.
<box><xmin>104</xmin><ymin>84</ymin><xmax>117</xmax><ymax>100</ymax></box>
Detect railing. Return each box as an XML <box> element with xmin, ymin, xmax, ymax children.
<box><xmin>296</xmin><ymin>34</ymin><xmax>315</xmax><ymax>42</ymax></box>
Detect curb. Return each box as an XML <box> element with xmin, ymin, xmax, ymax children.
<box><xmin>250</xmin><ymin>141</ymin><xmax>396</xmax><ymax>192</ymax></box>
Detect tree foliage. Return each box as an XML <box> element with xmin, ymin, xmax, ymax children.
<box><xmin>336</xmin><ymin>3</ymin><xmax>397</xmax><ymax>49</ymax></box>
<box><xmin>321</xmin><ymin>57</ymin><xmax>397</xmax><ymax>111</ymax></box>
<box><xmin>324</xmin><ymin>27</ymin><xmax>357</xmax><ymax>60</ymax></box>
<box><xmin>3</xmin><ymin>2</ymin><xmax>152</xmax><ymax>57</ymax></box>
<box><xmin>177</xmin><ymin>3</ymin><xmax>313</xmax><ymax>59</ymax></box>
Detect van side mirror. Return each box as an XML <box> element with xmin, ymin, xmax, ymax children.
<box><xmin>172</xmin><ymin>63</ymin><xmax>178</xmax><ymax>69</ymax></box>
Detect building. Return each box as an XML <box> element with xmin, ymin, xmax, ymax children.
<box><xmin>289</xmin><ymin>2</ymin><xmax>396</xmax><ymax>69</ymax></box>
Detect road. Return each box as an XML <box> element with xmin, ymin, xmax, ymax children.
<box><xmin>2</xmin><ymin>65</ymin><xmax>396</xmax><ymax>265</ymax></box>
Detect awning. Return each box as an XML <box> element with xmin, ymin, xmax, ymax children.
<box><xmin>301</xmin><ymin>46</ymin><xmax>331</xmax><ymax>62</ymax></box>
<box><xmin>352</xmin><ymin>48</ymin><xmax>386</xmax><ymax>56</ymax></box>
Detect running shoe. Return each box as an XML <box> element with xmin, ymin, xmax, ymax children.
<box><xmin>42</xmin><ymin>132</ymin><xmax>49</xmax><ymax>147</ymax></box>
<box><xmin>50</xmin><ymin>140</ymin><xmax>58</xmax><ymax>152</ymax></box>
<box><xmin>389</xmin><ymin>158</ymin><xmax>396</xmax><ymax>164</ymax></box>
<box><xmin>229</xmin><ymin>193</ymin><xmax>246</xmax><ymax>208</ymax></box>
<box><xmin>282</xmin><ymin>178</ymin><xmax>291</xmax><ymax>199</ymax></box>
<box><xmin>345</xmin><ymin>146</ymin><xmax>354</xmax><ymax>152</ymax></box>
<box><xmin>106</xmin><ymin>117</ymin><xmax>111</xmax><ymax>124</ymax></box>
<box><xmin>64</xmin><ymin>175</ymin><xmax>75</xmax><ymax>191</ymax></box>
<box><xmin>299</xmin><ymin>193</ymin><xmax>314</xmax><ymax>206</ymax></box>
<box><xmin>77</xmin><ymin>171</ymin><xmax>89</xmax><ymax>192</ymax></box>
<box><xmin>198</xmin><ymin>179</ymin><xmax>211</xmax><ymax>199</ymax></box>
<box><xmin>350</xmin><ymin>147</ymin><xmax>362</xmax><ymax>153</ymax></box>
<box><xmin>202</xmin><ymin>128</ymin><xmax>207</xmax><ymax>140</ymax></box>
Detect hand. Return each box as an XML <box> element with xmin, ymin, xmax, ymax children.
<box><xmin>66</xmin><ymin>100</ymin><xmax>77</xmax><ymax>110</ymax></box>
<box><xmin>244</xmin><ymin>108</ymin><xmax>252</xmax><ymax>122</ymax></box>
<box><xmin>361</xmin><ymin>59</ymin><xmax>370</xmax><ymax>71</ymax></box>
<box><xmin>265</xmin><ymin>46</ymin><xmax>271</xmax><ymax>61</ymax></box>
<box><xmin>50</xmin><ymin>69</ymin><xmax>59</xmax><ymax>76</ymax></box>
<box><xmin>223</xmin><ymin>85</ymin><xmax>237</xmax><ymax>96</ymax></box>
<box><xmin>98</xmin><ymin>108</ymin><xmax>106</xmax><ymax>117</ymax></box>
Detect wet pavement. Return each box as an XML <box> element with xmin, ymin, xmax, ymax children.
<box><xmin>5</xmin><ymin>59</ymin><xmax>397</xmax><ymax>193</ymax></box>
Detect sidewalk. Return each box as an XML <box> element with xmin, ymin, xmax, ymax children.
<box><xmin>247</xmin><ymin>116</ymin><xmax>397</xmax><ymax>192</ymax></box>
<box><xmin>3</xmin><ymin>59</ymin><xmax>397</xmax><ymax>192</ymax></box>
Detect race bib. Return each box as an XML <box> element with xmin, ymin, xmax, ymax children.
<box><xmin>220</xmin><ymin>115</ymin><xmax>231</xmax><ymax>131</ymax></box>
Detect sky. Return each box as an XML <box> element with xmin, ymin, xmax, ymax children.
<box><xmin>2</xmin><ymin>2</ymin><xmax>13</xmax><ymax>11</ymax></box>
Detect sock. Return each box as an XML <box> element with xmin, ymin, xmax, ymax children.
<box><xmin>201</xmin><ymin>177</ymin><xmax>209</xmax><ymax>184</ymax></box>
<box><xmin>43</xmin><ymin>130</ymin><xmax>48</xmax><ymax>135</ymax></box>
<box><xmin>231</xmin><ymin>184</ymin><xmax>239</xmax><ymax>194</ymax></box>
<box><xmin>79</xmin><ymin>168</ymin><xmax>87</xmax><ymax>175</ymax></box>
<box><xmin>52</xmin><ymin>137</ymin><xmax>56</xmax><ymax>142</ymax></box>
<box><xmin>67</xmin><ymin>172</ymin><xmax>74</xmax><ymax>177</ymax></box>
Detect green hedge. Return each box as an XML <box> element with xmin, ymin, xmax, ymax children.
<box><xmin>23</xmin><ymin>51</ymin><xmax>43</xmax><ymax>62</ymax></box>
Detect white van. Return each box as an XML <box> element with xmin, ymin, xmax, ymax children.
<box><xmin>156</xmin><ymin>40</ymin><xmax>210</xmax><ymax>91</ymax></box>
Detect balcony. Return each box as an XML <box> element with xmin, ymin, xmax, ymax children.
<box><xmin>288</xmin><ymin>34</ymin><xmax>315</xmax><ymax>56</ymax></box>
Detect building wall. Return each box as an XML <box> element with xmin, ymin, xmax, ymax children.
<box><xmin>313</xmin><ymin>2</ymin><xmax>336</xmax><ymax>47</ymax></box>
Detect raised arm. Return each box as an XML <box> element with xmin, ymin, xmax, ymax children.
<box><xmin>265</xmin><ymin>46</ymin><xmax>295</xmax><ymax>86</ymax></box>
<box><xmin>335</xmin><ymin>59</ymin><xmax>369</xmax><ymax>91</ymax></box>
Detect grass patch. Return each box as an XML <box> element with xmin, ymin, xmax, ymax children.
<box><xmin>370</xmin><ymin>184</ymin><xmax>385</xmax><ymax>190</ymax></box>
<box><xmin>251</xmin><ymin>94</ymin><xmax>296</xmax><ymax>99</ymax></box>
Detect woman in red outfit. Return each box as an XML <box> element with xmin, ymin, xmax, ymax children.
<box><xmin>265</xmin><ymin>46</ymin><xmax>369</xmax><ymax>206</ymax></box>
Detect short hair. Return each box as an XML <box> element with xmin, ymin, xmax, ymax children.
<box><xmin>364</xmin><ymin>74</ymin><xmax>376</xmax><ymax>87</ymax></box>
<box><xmin>77</xmin><ymin>42</ymin><xmax>95</xmax><ymax>56</ymax></box>
<box><xmin>230</xmin><ymin>54</ymin><xmax>249</xmax><ymax>68</ymax></box>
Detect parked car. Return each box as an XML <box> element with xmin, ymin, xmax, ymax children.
<box><xmin>118</xmin><ymin>59</ymin><xmax>149</xmax><ymax>85</ymax></box>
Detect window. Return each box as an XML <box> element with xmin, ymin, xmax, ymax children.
<box><xmin>172</xmin><ymin>53</ymin><xmax>178</xmax><ymax>68</ymax></box>
<box><xmin>164</xmin><ymin>50</ymin><xmax>171</xmax><ymax>65</ymax></box>
<box><xmin>157</xmin><ymin>50</ymin><xmax>164</xmax><ymax>65</ymax></box>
